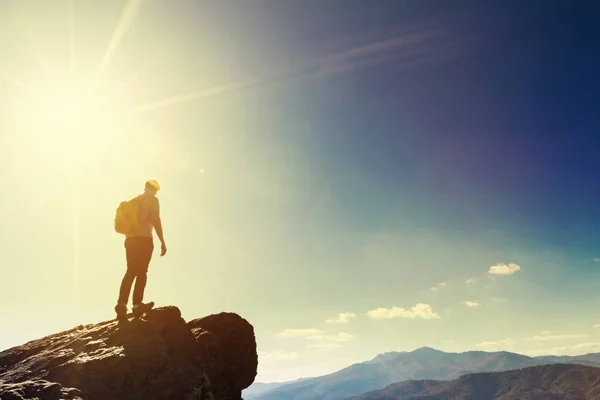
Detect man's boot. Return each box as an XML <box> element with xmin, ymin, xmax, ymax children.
<box><xmin>132</xmin><ymin>301</ymin><xmax>154</xmax><ymax>319</ymax></box>
<box><xmin>115</xmin><ymin>302</ymin><xmax>128</xmax><ymax>322</ymax></box>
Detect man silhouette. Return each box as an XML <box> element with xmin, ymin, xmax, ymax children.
<box><xmin>115</xmin><ymin>179</ymin><xmax>167</xmax><ymax>320</ymax></box>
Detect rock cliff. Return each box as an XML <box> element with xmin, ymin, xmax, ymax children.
<box><xmin>0</xmin><ymin>306</ymin><xmax>258</xmax><ymax>400</ymax></box>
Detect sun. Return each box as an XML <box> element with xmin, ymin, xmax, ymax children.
<box><xmin>36</xmin><ymin>88</ymin><xmax>86</xmax><ymax>126</ymax></box>
<box><xmin>31</xmin><ymin>75</ymin><xmax>129</xmax><ymax>127</ymax></box>
<box><xmin>0</xmin><ymin>0</ymin><xmax>154</xmax><ymax>172</ymax></box>
<box><xmin>12</xmin><ymin>70</ymin><xmax>139</xmax><ymax>167</ymax></box>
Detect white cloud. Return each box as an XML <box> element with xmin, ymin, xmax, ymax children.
<box><xmin>522</xmin><ymin>346</ymin><xmax>569</xmax><ymax>356</ymax></box>
<box><xmin>326</xmin><ymin>312</ymin><xmax>357</xmax><ymax>324</ymax></box>
<box><xmin>302</xmin><ymin>332</ymin><xmax>355</xmax><ymax>352</ymax></box>
<box><xmin>524</xmin><ymin>342</ymin><xmax>600</xmax><ymax>357</ymax></box>
<box><xmin>529</xmin><ymin>332</ymin><xmax>589</xmax><ymax>341</ymax></box>
<box><xmin>594</xmin><ymin>258</ymin><xmax>600</xmax><ymax>263</ymax></box>
<box><xmin>488</xmin><ymin>263</ymin><xmax>521</xmax><ymax>275</ymax></box>
<box><xmin>570</xmin><ymin>342</ymin><xmax>600</xmax><ymax>350</ymax></box>
<box><xmin>278</xmin><ymin>328</ymin><xmax>326</xmax><ymax>338</ymax></box>
<box><xmin>476</xmin><ymin>337</ymin><xmax>514</xmax><ymax>348</ymax></box>
<box><xmin>463</xmin><ymin>301</ymin><xmax>480</xmax><ymax>308</ymax></box>
<box><xmin>258</xmin><ymin>350</ymin><xmax>302</xmax><ymax>364</ymax></box>
<box><xmin>333</xmin><ymin>332</ymin><xmax>355</xmax><ymax>342</ymax></box>
<box><xmin>491</xmin><ymin>297</ymin><xmax>508</xmax><ymax>302</ymax></box>
<box><xmin>429</xmin><ymin>282</ymin><xmax>447</xmax><ymax>291</ymax></box>
<box><xmin>593</xmin><ymin>324</ymin><xmax>600</xmax><ymax>328</ymax></box>
<box><xmin>466</xmin><ymin>278</ymin><xmax>478</xmax><ymax>285</ymax></box>
<box><xmin>366</xmin><ymin>303</ymin><xmax>440</xmax><ymax>320</ymax></box>
<box><xmin>278</xmin><ymin>329</ymin><xmax>354</xmax><ymax>353</ymax></box>
<box><xmin>306</xmin><ymin>332</ymin><xmax>355</xmax><ymax>343</ymax></box>
<box><xmin>307</xmin><ymin>343</ymin><xmax>343</xmax><ymax>352</ymax></box>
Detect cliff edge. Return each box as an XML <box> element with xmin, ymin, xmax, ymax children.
<box><xmin>0</xmin><ymin>306</ymin><xmax>258</xmax><ymax>400</ymax></box>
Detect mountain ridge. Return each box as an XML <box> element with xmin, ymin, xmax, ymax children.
<box><xmin>350</xmin><ymin>363</ymin><xmax>600</xmax><ymax>400</ymax></box>
<box><xmin>248</xmin><ymin>347</ymin><xmax>600</xmax><ymax>400</ymax></box>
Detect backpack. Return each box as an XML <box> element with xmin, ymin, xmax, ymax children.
<box><xmin>114</xmin><ymin>196</ymin><xmax>140</xmax><ymax>235</ymax></box>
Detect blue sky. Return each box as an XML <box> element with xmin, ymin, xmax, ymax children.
<box><xmin>1</xmin><ymin>0</ymin><xmax>600</xmax><ymax>383</ymax></box>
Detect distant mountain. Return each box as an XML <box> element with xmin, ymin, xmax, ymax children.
<box><xmin>243</xmin><ymin>378</ymin><xmax>310</xmax><ymax>399</ymax></box>
<box><xmin>251</xmin><ymin>347</ymin><xmax>600</xmax><ymax>400</ymax></box>
<box><xmin>350</xmin><ymin>363</ymin><xmax>600</xmax><ymax>399</ymax></box>
<box><xmin>535</xmin><ymin>353</ymin><xmax>600</xmax><ymax>367</ymax></box>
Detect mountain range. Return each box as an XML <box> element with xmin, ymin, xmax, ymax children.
<box><xmin>243</xmin><ymin>378</ymin><xmax>310</xmax><ymax>399</ymax></box>
<box><xmin>351</xmin><ymin>363</ymin><xmax>600</xmax><ymax>399</ymax></box>
<box><xmin>247</xmin><ymin>347</ymin><xmax>600</xmax><ymax>400</ymax></box>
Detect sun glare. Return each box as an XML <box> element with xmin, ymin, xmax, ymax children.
<box><xmin>32</xmin><ymin>75</ymin><xmax>129</xmax><ymax>125</ymax></box>
<box><xmin>0</xmin><ymin>0</ymin><xmax>154</xmax><ymax>173</ymax></box>
<box><xmin>13</xmin><ymin>70</ymin><xmax>139</xmax><ymax>167</ymax></box>
<box><xmin>38</xmin><ymin>90</ymin><xmax>84</xmax><ymax>125</ymax></box>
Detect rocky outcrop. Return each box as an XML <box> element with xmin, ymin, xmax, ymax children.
<box><xmin>0</xmin><ymin>380</ymin><xmax>85</xmax><ymax>400</ymax></box>
<box><xmin>0</xmin><ymin>306</ymin><xmax>257</xmax><ymax>400</ymax></box>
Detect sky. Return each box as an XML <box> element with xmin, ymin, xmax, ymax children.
<box><xmin>1</xmin><ymin>0</ymin><xmax>600</xmax><ymax>383</ymax></box>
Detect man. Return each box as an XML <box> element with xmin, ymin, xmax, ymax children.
<box><xmin>115</xmin><ymin>179</ymin><xmax>167</xmax><ymax>320</ymax></box>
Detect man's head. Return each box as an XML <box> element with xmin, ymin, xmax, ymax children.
<box><xmin>144</xmin><ymin>179</ymin><xmax>160</xmax><ymax>195</ymax></box>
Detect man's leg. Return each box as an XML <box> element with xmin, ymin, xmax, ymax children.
<box><xmin>132</xmin><ymin>237</ymin><xmax>154</xmax><ymax>306</ymax></box>
<box><xmin>118</xmin><ymin>270</ymin><xmax>136</xmax><ymax>305</ymax></box>
<box><xmin>115</xmin><ymin>238</ymin><xmax>138</xmax><ymax>318</ymax></box>
<box><xmin>131</xmin><ymin>272</ymin><xmax>147</xmax><ymax>305</ymax></box>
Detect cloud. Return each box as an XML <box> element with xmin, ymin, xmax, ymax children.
<box><xmin>466</xmin><ymin>278</ymin><xmax>478</xmax><ymax>285</ymax></box>
<box><xmin>305</xmin><ymin>332</ymin><xmax>354</xmax><ymax>352</ymax></box>
<box><xmin>593</xmin><ymin>324</ymin><xmax>600</xmax><ymax>329</ymax></box>
<box><xmin>488</xmin><ymin>263</ymin><xmax>521</xmax><ymax>275</ymax></box>
<box><xmin>524</xmin><ymin>343</ymin><xmax>600</xmax><ymax>357</ymax></box>
<box><xmin>258</xmin><ymin>350</ymin><xmax>302</xmax><ymax>364</ymax></box>
<box><xmin>463</xmin><ymin>301</ymin><xmax>480</xmax><ymax>308</ymax></box>
<box><xmin>278</xmin><ymin>329</ymin><xmax>354</xmax><ymax>352</ymax></box>
<box><xmin>429</xmin><ymin>282</ymin><xmax>447</xmax><ymax>291</ymax></box>
<box><xmin>570</xmin><ymin>342</ymin><xmax>600</xmax><ymax>350</ymax></box>
<box><xmin>306</xmin><ymin>332</ymin><xmax>355</xmax><ymax>343</ymax></box>
<box><xmin>278</xmin><ymin>329</ymin><xmax>326</xmax><ymax>338</ymax></box>
<box><xmin>333</xmin><ymin>332</ymin><xmax>355</xmax><ymax>342</ymax></box>
<box><xmin>307</xmin><ymin>343</ymin><xmax>344</xmax><ymax>352</ymax></box>
<box><xmin>476</xmin><ymin>337</ymin><xmax>514</xmax><ymax>348</ymax></box>
<box><xmin>491</xmin><ymin>297</ymin><xmax>508</xmax><ymax>302</ymax></box>
<box><xmin>326</xmin><ymin>312</ymin><xmax>357</xmax><ymax>324</ymax></box>
<box><xmin>523</xmin><ymin>346</ymin><xmax>569</xmax><ymax>356</ymax></box>
<box><xmin>529</xmin><ymin>331</ymin><xmax>589</xmax><ymax>341</ymax></box>
<box><xmin>366</xmin><ymin>303</ymin><xmax>440</xmax><ymax>320</ymax></box>
<box><xmin>594</xmin><ymin>258</ymin><xmax>600</xmax><ymax>263</ymax></box>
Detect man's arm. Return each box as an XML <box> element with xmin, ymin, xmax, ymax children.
<box><xmin>152</xmin><ymin>198</ymin><xmax>167</xmax><ymax>256</ymax></box>
<box><xmin>154</xmin><ymin>217</ymin><xmax>165</xmax><ymax>244</ymax></box>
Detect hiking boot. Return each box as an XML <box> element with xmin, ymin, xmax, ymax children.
<box><xmin>132</xmin><ymin>301</ymin><xmax>154</xmax><ymax>318</ymax></box>
<box><xmin>114</xmin><ymin>302</ymin><xmax>128</xmax><ymax>321</ymax></box>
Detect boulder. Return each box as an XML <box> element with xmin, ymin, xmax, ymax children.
<box><xmin>0</xmin><ymin>306</ymin><xmax>257</xmax><ymax>400</ymax></box>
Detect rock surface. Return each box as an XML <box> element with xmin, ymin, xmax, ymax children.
<box><xmin>0</xmin><ymin>306</ymin><xmax>257</xmax><ymax>400</ymax></box>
